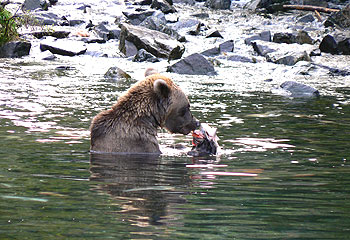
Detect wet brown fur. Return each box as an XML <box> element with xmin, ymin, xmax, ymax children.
<box><xmin>90</xmin><ymin>70</ymin><xmax>197</xmax><ymax>153</ymax></box>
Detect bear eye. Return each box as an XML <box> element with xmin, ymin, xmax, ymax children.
<box><xmin>180</xmin><ymin>105</ymin><xmax>190</xmax><ymax>116</ymax></box>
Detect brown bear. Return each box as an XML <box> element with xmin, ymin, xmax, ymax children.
<box><xmin>90</xmin><ymin>68</ymin><xmax>199</xmax><ymax>153</ymax></box>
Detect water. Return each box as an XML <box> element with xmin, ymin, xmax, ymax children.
<box><xmin>1</xmin><ymin>53</ymin><xmax>350</xmax><ymax>239</ymax></box>
<box><xmin>2</xmin><ymin>1</ymin><xmax>350</xmax><ymax>238</ymax></box>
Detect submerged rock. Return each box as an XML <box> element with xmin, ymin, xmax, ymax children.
<box><xmin>119</xmin><ymin>23</ymin><xmax>185</xmax><ymax>60</ymax></box>
<box><xmin>104</xmin><ymin>67</ymin><xmax>131</xmax><ymax>80</ymax></box>
<box><xmin>40</xmin><ymin>38</ymin><xmax>87</xmax><ymax>56</ymax></box>
<box><xmin>167</xmin><ymin>53</ymin><xmax>216</xmax><ymax>75</ymax></box>
<box><xmin>0</xmin><ymin>41</ymin><xmax>31</xmax><ymax>58</ymax></box>
<box><xmin>278</xmin><ymin>81</ymin><xmax>320</xmax><ymax>98</ymax></box>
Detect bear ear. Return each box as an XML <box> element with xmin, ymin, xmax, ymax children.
<box><xmin>154</xmin><ymin>79</ymin><xmax>171</xmax><ymax>98</ymax></box>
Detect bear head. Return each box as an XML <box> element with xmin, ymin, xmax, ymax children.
<box><xmin>150</xmin><ymin>71</ymin><xmax>199</xmax><ymax>135</ymax></box>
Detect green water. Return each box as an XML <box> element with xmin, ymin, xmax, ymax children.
<box><xmin>1</xmin><ymin>56</ymin><xmax>350</xmax><ymax>239</ymax></box>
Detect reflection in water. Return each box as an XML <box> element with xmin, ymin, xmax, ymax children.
<box><xmin>89</xmin><ymin>153</ymin><xmax>189</xmax><ymax>227</ymax></box>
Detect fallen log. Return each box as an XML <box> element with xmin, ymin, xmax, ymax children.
<box><xmin>283</xmin><ymin>5</ymin><xmax>340</xmax><ymax>14</ymax></box>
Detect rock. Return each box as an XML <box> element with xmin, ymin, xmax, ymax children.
<box><xmin>173</xmin><ymin>18</ymin><xmax>200</xmax><ymax>31</ymax></box>
<box><xmin>122</xmin><ymin>40</ymin><xmax>138</xmax><ymax>57</ymax></box>
<box><xmin>279</xmin><ymin>81</ymin><xmax>320</xmax><ymax>98</ymax></box>
<box><xmin>244</xmin><ymin>0</ymin><xmax>270</xmax><ymax>11</ymax></box>
<box><xmin>140</xmin><ymin>15</ymin><xmax>182</xmax><ymax>40</ymax></box>
<box><xmin>319</xmin><ymin>35</ymin><xmax>338</xmax><ymax>54</ymax></box>
<box><xmin>94</xmin><ymin>23</ymin><xmax>113</xmax><ymax>41</ymax></box>
<box><xmin>252</xmin><ymin>40</ymin><xmax>314</xmax><ymax>66</ymax></box>
<box><xmin>167</xmin><ymin>53</ymin><xmax>216</xmax><ymax>75</ymax></box>
<box><xmin>303</xmin><ymin>0</ymin><xmax>328</xmax><ymax>8</ymax></box>
<box><xmin>337</xmin><ymin>38</ymin><xmax>350</xmax><ymax>55</ymax></box>
<box><xmin>327</xmin><ymin>4</ymin><xmax>350</xmax><ymax>29</ymax></box>
<box><xmin>187</xmin><ymin>23</ymin><xmax>201</xmax><ymax>36</ymax></box>
<box><xmin>32</xmin><ymin>12</ymin><xmax>62</xmax><ymax>26</ymax></box>
<box><xmin>296</xmin><ymin>31</ymin><xmax>313</xmax><ymax>45</ymax></box>
<box><xmin>273</xmin><ymin>31</ymin><xmax>313</xmax><ymax>45</ymax></box>
<box><xmin>173</xmin><ymin>0</ymin><xmax>196</xmax><ymax>5</ymax></box>
<box><xmin>68</xmin><ymin>19</ymin><xmax>85</xmax><ymax>26</ymax></box>
<box><xmin>122</xmin><ymin>9</ymin><xmax>155</xmax><ymax>25</ymax></box>
<box><xmin>32</xmin><ymin>30</ymin><xmax>70</xmax><ymax>39</ymax></box>
<box><xmin>104</xmin><ymin>67</ymin><xmax>131</xmax><ymax>80</ymax></box>
<box><xmin>201</xmin><ymin>47</ymin><xmax>220</xmax><ymax>57</ymax></box>
<box><xmin>191</xmin><ymin>13</ymin><xmax>210</xmax><ymax>19</ymax></box>
<box><xmin>297</xmin><ymin>14</ymin><xmax>315</xmax><ymax>23</ymax></box>
<box><xmin>201</xmin><ymin>40</ymin><xmax>234</xmax><ymax>56</ymax></box>
<box><xmin>0</xmin><ymin>41</ymin><xmax>31</xmax><ymax>58</ymax></box>
<box><xmin>38</xmin><ymin>50</ymin><xmax>56</xmax><ymax>60</ymax></box>
<box><xmin>245</xmin><ymin>30</ymin><xmax>271</xmax><ymax>45</ymax></box>
<box><xmin>151</xmin><ymin>0</ymin><xmax>176</xmax><ymax>13</ymax></box>
<box><xmin>40</xmin><ymin>38</ymin><xmax>87</xmax><ymax>56</ymax></box>
<box><xmin>133</xmin><ymin>49</ymin><xmax>160</xmax><ymax>62</ymax></box>
<box><xmin>119</xmin><ymin>23</ymin><xmax>185</xmax><ymax>60</ymax></box>
<box><xmin>273</xmin><ymin>32</ymin><xmax>296</xmax><ymax>44</ymax></box>
<box><xmin>205</xmin><ymin>0</ymin><xmax>231</xmax><ymax>10</ymax></box>
<box><xmin>219</xmin><ymin>40</ymin><xmax>234</xmax><ymax>52</ymax></box>
<box><xmin>22</xmin><ymin>0</ymin><xmax>48</xmax><ymax>11</ymax></box>
<box><xmin>227</xmin><ymin>55</ymin><xmax>254</xmax><ymax>63</ymax></box>
<box><xmin>206</xmin><ymin>30</ymin><xmax>223</xmax><ymax>38</ymax></box>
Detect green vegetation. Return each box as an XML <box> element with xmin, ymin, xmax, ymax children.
<box><xmin>0</xmin><ymin>5</ymin><xmax>18</xmax><ymax>46</ymax></box>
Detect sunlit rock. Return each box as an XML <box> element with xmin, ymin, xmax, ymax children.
<box><xmin>119</xmin><ymin>23</ymin><xmax>185</xmax><ymax>60</ymax></box>
<box><xmin>40</xmin><ymin>38</ymin><xmax>87</xmax><ymax>56</ymax></box>
<box><xmin>22</xmin><ymin>0</ymin><xmax>48</xmax><ymax>11</ymax></box>
<box><xmin>167</xmin><ymin>53</ymin><xmax>217</xmax><ymax>75</ymax></box>
<box><xmin>252</xmin><ymin>40</ymin><xmax>314</xmax><ymax>66</ymax></box>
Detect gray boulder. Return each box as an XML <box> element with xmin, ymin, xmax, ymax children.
<box><xmin>40</xmin><ymin>38</ymin><xmax>87</xmax><ymax>56</ymax></box>
<box><xmin>201</xmin><ymin>40</ymin><xmax>234</xmax><ymax>56</ymax></box>
<box><xmin>140</xmin><ymin>15</ymin><xmax>182</xmax><ymax>40</ymax></box>
<box><xmin>151</xmin><ymin>0</ymin><xmax>176</xmax><ymax>13</ymax></box>
<box><xmin>122</xmin><ymin>9</ymin><xmax>155</xmax><ymax>25</ymax></box>
<box><xmin>133</xmin><ymin>49</ymin><xmax>160</xmax><ymax>62</ymax></box>
<box><xmin>245</xmin><ymin>30</ymin><xmax>271</xmax><ymax>45</ymax></box>
<box><xmin>205</xmin><ymin>0</ymin><xmax>231</xmax><ymax>10</ymax></box>
<box><xmin>279</xmin><ymin>81</ymin><xmax>320</xmax><ymax>98</ymax></box>
<box><xmin>273</xmin><ymin>31</ymin><xmax>313</xmax><ymax>45</ymax></box>
<box><xmin>252</xmin><ymin>40</ymin><xmax>314</xmax><ymax>66</ymax></box>
<box><xmin>23</xmin><ymin>0</ymin><xmax>48</xmax><ymax>11</ymax></box>
<box><xmin>167</xmin><ymin>53</ymin><xmax>216</xmax><ymax>75</ymax></box>
<box><xmin>0</xmin><ymin>41</ymin><xmax>31</xmax><ymax>58</ymax></box>
<box><xmin>326</xmin><ymin>4</ymin><xmax>350</xmax><ymax>29</ymax></box>
<box><xmin>119</xmin><ymin>23</ymin><xmax>185</xmax><ymax>60</ymax></box>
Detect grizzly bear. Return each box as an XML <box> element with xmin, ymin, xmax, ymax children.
<box><xmin>90</xmin><ymin>68</ymin><xmax>199</xmax><ymax>153</ymax></box>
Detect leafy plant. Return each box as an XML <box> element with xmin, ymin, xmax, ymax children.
<box><xmin>0</xmin><ymin>5</ymin><xmax>19</xmax><ymax>46</ymax></box>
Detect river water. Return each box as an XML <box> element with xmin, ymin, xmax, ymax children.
<box><xmin>1</xmin><ymin>1</ymin><xmax>350</xmax><ymax>239</ymax></box>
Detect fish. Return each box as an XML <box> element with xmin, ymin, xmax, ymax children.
<box><xmin>188</xmin><ymin>123</ymin><xmax>220</xmax><ymax>156</ymax></box>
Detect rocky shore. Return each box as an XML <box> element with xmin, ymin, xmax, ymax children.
<box><xmin>1</xmin><ymin>0</ymin><xmax>350</xmax><ymax>96</ymax></box>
